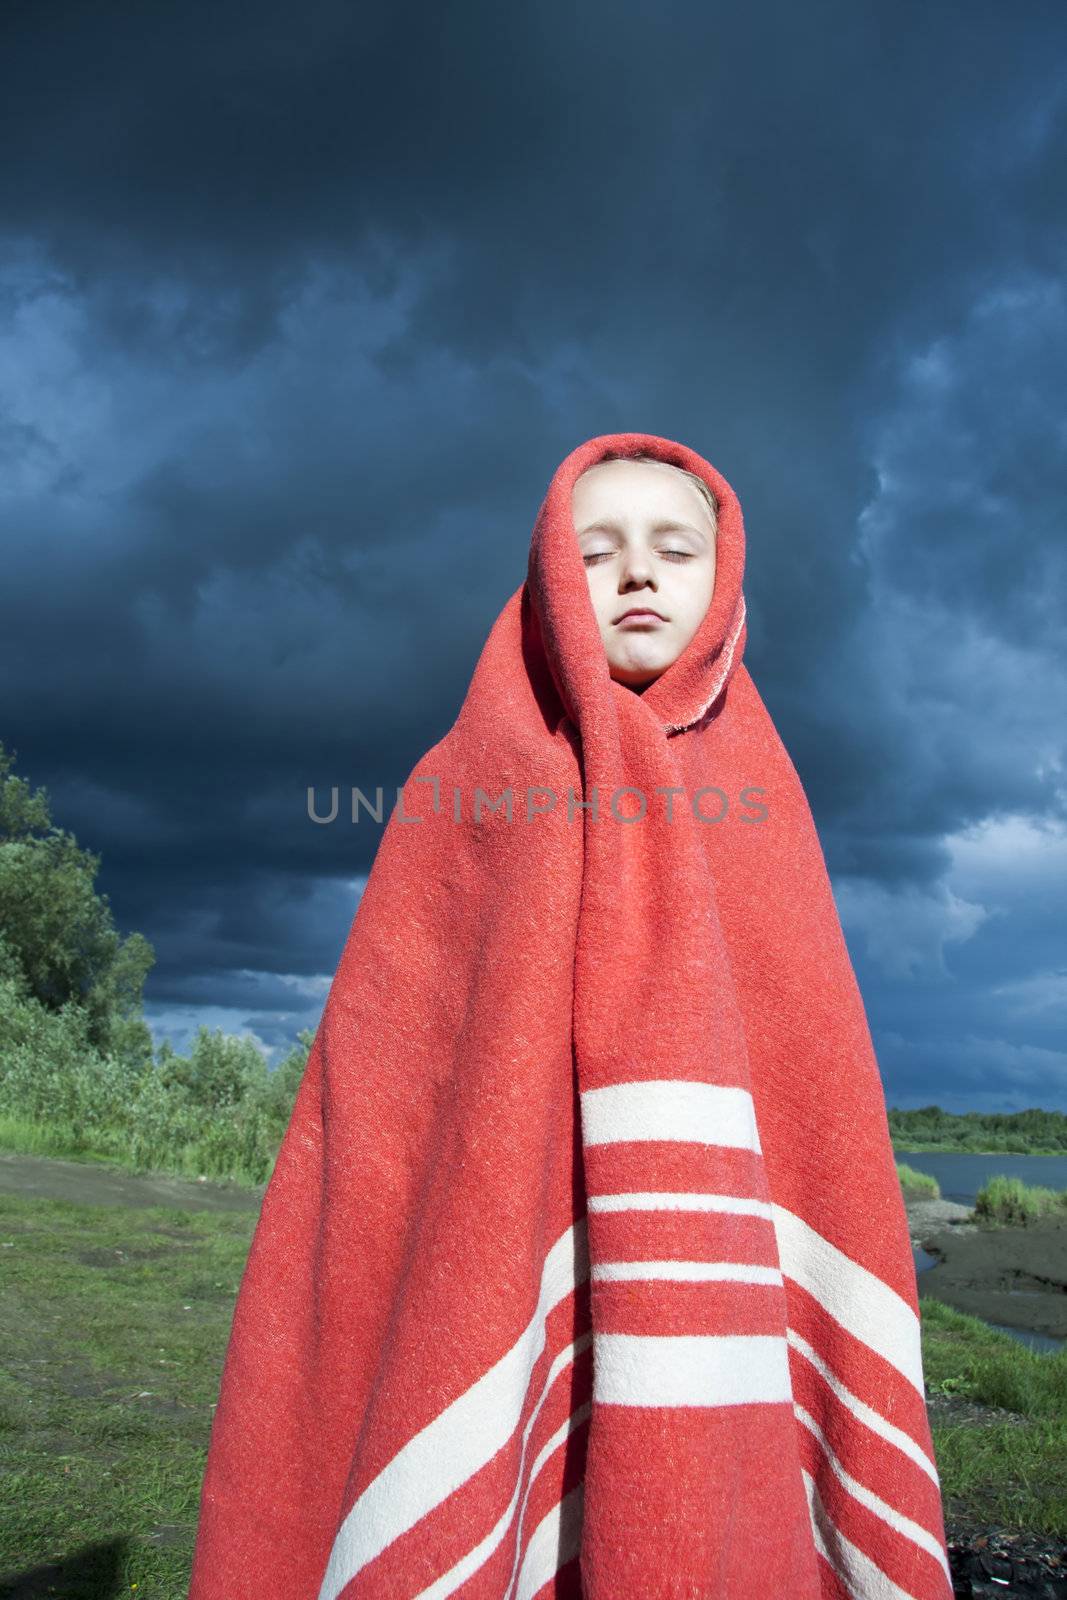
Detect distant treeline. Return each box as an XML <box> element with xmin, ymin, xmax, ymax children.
<box><xmin>889</xmin><ymin>1105</ymin><xmax>1067</xmax><ymax>1155</ymax></box>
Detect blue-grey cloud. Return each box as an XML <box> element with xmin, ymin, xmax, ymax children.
<box><xmin>1</xmin><ymin>0</ymin><xmax>1064</xmax><ymax>1103</ymax></box>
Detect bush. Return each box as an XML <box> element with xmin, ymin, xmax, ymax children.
<box><xmin>158</xmin><ymin>1025</ymin><xmax>270</xmax><ymax>1112</ymax></box>
<box><xmin>0</xmin><ymin>969</ymin><xmax>149</xmax><ymax>1139</ymax></box>
<box><xmin>974</xmin><ymin>1173</ymin><xmax>1067</xmax><ymax>1225</ymax></box>
<box><xmin>0</xmin><ymin>987</ymin><xmax>314</xmax><ymax>1186</ymax></box>
<box><xmin>896</xmin><ymin>1162</ymin><xmax>940</xmax><ymax>1199</ymax></box>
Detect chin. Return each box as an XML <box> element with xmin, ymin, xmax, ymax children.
<box><xmin>614</xmin><ymin>652</ymin><xmax>669</xmax><ymax>676</ymax></box>
<box><xmin>610</xmin><ymin>664</ymin><xmax>666</xmax><ymax>689</ymax></box>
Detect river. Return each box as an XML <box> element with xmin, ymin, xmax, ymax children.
<box><xmin>893</xmin><ymin>1148</ymin><xmax>1067</xmax><ymax>1205</ymax></box>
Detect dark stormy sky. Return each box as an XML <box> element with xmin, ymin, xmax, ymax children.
<box><xmin>2</xmin><ymin>1</ymin><xmax>1065</xmax><ymax>1112</ymax></box>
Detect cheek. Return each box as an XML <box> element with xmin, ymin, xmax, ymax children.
<box><xmin>584</xmin><ymin>571</ymin><xmax>615</xmax><ymax>630</ymax></box>
<box><xmin>677</xmin><ymin>572</ymin><xmax>715</xmax><ymax>634</ymax></box>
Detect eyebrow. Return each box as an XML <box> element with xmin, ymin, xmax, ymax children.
<box><xmin>576</xmin><ymin>518</ymin><xmax>709</xmax><ymax>541</ymax></box>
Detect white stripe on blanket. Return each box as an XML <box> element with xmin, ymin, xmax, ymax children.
<box><xmin>796</xmin><ymin>1405</ymin><xmax>952</xmax><ymax>1586</ymax></box>
<box><xmin>786</xmin><ymin>1329</ymin><xmax>939</xmax><ymax>1485</ymax></box>
<box><xmin>413</xmin><ymin>1397</ymin><xmax>592</xmax><ymax>1600</ymax></box>
<box><xmin>593</xmin><ymin>1260</ymin><xmax>783</xmax><ymax>1285</ymax></box>
<box><xmin>593</xmin><ymin>1332</ymin><xmax>793</xmax><ymax>1407</ymax></box>
<box><xmin>513</xmin><ymin>1482</ymin><xmax>584</xmax><ymax>1600</ymax></box>
<box><xmin>803</xmin><ymin>1468</ymin><xmax>926</xmax><ymax>1600</ymax></box>
<box><xmin>580</xmin><ymin>1080</ymin><xmax>762</xmax><ymax>1150</ymax></box>
<box><xmin>316</xmin><ymin>1219</ymin><xmax>589</xmax><ymax>1600</ymax></box>
<box><xmin>771</xmin><ymin>1205</ymin><xmax>925</xmax><ymax>1397</ymax></box>
<box><xmin>589</xmin><ymin>1191</ymin><xmax>774</xmax><ymax>1218</ymax></box>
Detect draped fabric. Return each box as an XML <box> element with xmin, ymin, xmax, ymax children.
<box><xmin>188</xmin><ymin>431</ymin><xmax>952</xmax><ymax>1600</ymax></box>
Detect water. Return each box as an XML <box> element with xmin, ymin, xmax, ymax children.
<box><xmin>903</xmin><ymin>1152</ymin><xmax>1067</xmax><ymax>1352</ymax></box>
<box><xmin>894</xmin><ymin>1148</ymin><xmax>1067</xmax><ymax>1206</ymax></box>
<box><xmin>983</xmin><ymin>1321</ymin><xmax>1065</xmax><ymax>1355</ymax></box>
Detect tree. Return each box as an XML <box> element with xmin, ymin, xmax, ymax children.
<box><xmin>266</xmin><ymin>1028</ymin><xmax>315</xmax><ymax>1120</ymax></box>
<box><xmin>158</xmin><ymin>1025</ymin><xmax>268</xmax><ymax>1112</ymax></box>
<box><xmin>0</xmin><ymin>741</ymin><xmax>155</xmax><ymax>1064</ymax></box>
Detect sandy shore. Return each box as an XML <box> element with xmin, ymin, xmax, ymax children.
<box><xmin>905</xmin><ymin>1195</ymin><xmax>1067</xmax><ymax>1340</ymax></box>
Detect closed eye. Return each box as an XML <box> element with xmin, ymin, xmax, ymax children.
<box><xmin>582</xmin><ymin>549</ymin><xmax>695</xmax><ymax>565</ymax></box>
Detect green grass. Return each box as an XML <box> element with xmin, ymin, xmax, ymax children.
<box><xmin>0</xmin><ymin>1111</ymin><xmax>271</xmax><ymax>1191</ymax></box>
<box><xmin>896</xmin><ymin>1162</ymin><xmax>941</xmax><ymax>1199</ymax></box>
<box><xmin>973</xmin><ymin>1173</ymin><xmax>1067</xmax><ymax>1226</ymax></box>
<box><xmin>1</xmin><ymin>1192</ymin><xmax>1065</xmax><ymax>1597</ymax></box>
<box><xmin>920</xmin><ymin>1296</ymin><xmax>1067</xmax><ymax>1535</ymax></box>
<box><xmin>0</xmin><ymin>1112</ymin><xmax>130</xmax><ymax>1167</ymax></box>
<box><xmin>0</xmin><ymin>1192</ymin><xmax>253</xmax><ymax>1597</ymax></box>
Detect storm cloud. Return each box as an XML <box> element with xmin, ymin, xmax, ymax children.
<box><xmin>2</xmin><ymin>0</ymin><xmax>1064</xmax><ymax>1107</ymax></box>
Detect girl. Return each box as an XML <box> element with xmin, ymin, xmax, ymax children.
<box><xmin>189</xmin><ymin>432</ymin><xmax>952</xmax><ymax>1600</ymax></box>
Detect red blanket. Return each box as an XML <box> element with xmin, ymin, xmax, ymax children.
<box><xmin>189</xmin><ymin>432</ymin><xmax>953</xmax><ymax>1599</ymax></box>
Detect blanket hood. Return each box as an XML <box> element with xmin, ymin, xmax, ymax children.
<box><xmin>526</xmin><ymin>431</ymin><xmax>748</xmax><ymax>737</ymax></box>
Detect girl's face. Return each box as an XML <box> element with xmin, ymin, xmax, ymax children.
<box><xmin>572</xmin><ymin>458</ymin><xmax>717</xmax><ymax>690</ymax></box>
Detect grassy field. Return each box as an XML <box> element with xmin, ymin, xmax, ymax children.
<box><xmin>921</xmin><ymin>1298</ymin><xmax>1067</xmax><ymax>1535</ymax></box>
<box><xmin>0</xmin><ymin>1189</ymin><xmax>1065</xmax><ymax>1597</ymax></box>
<box><xmin>0</xmin><ymin>1192</ymin><xmax>252</xmax><ymax>1598</ymax></box>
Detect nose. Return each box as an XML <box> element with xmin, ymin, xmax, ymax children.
<box><xmin>620</xmin><ymin>546</ymin><xmax>656</xmax><ymax>590</ymax></box>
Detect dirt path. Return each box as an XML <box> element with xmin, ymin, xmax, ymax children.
<box><xmin>0</xmin><ymin>1151</ymin><xmax>265</xmax><ymax>1214</ymax></box>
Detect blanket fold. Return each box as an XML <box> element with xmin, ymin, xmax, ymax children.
<box><xmin>189</xmin><ymin>431</ymin><xmax>952</xmax><ymax>1600</ymax></box>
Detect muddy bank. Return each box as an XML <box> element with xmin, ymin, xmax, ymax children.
<box><xmin>907</xmin><ymin>1197</ymin><xmax>1067</xmax><ymax>1341</ymax></box>
<box><xmin>0</xmin><ymin>1151</ymin><xmax>266</xmax><ymax>1214</ymax></box>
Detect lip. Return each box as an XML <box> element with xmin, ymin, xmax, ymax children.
<box><xmin>614</xmin><ymin>606</ymin><xmax>666</xmax><ymax>624</ymax></box>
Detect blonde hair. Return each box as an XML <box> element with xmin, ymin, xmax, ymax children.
<box><xmin>607</xmin><ymin>450</ymin><xmax>719</xmax><ymax>536</ymax></box>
